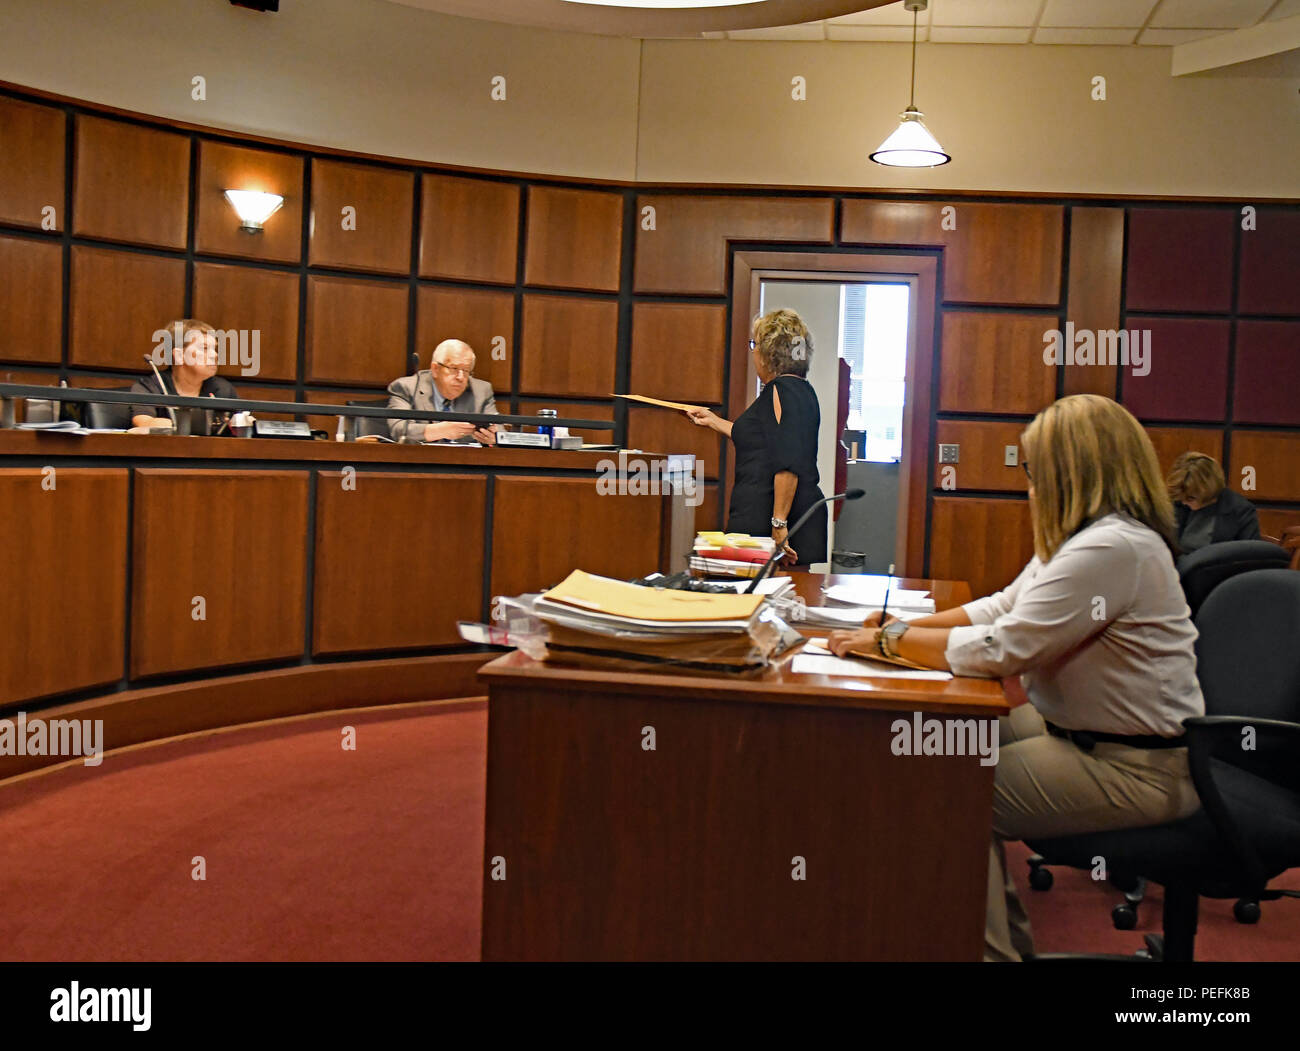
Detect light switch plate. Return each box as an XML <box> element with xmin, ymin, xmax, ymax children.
<box><xmin>1004</xmin><ymin>445</ymin><xmax>1019</xmax><ymax>467</ymax></box>
<box><xmin>938</xmin><ymin>443</ymin><xmax>959</xmax><ymax>464</ymax></box>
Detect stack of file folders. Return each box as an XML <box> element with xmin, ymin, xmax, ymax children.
<box><xmin>688</xmin><ymin>532</ymin><xmax>777</xmax><ymax>579</ymax></box>
<box><xmin>531</xmin><ymin>570</ymin><xmax>792</xmax><ymax>673</ymax></box>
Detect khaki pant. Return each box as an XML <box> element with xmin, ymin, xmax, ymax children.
<box><xmin>985</xmin><ymin>703</ymin><xmax>1202</xmax><ymax>962</ymax></box>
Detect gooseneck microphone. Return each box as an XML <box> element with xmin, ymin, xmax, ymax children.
<box><xmin>744</xmin><ymin>488</ymin><xmax>865</xmax><ymax>594</ymax></box>
<box><xmin>142</xmin><ymin>353</ymin><xmax>179</xmax><ymax>428</ymax></box>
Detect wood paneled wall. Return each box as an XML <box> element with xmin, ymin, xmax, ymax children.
<box><xmin>2</xmin><ymin>86</ymin><xmax>1298</xmax><ymax>597</ymax></box>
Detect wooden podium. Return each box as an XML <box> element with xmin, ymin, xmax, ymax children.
<box><xmin>478</xmin><ymin>574</ymin><xmax>1010</xmax><ymax>961</ymax></box>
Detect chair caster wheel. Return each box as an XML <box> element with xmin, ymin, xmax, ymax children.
<box><xmin>1112</xmin><ymin>903</ymin><xmax>1137</xmax><ymax>930</ymax></box>
<box><xmin>1029</xmin><ymin>866</ymin><xmax>1054</xmax><ymax>891</ymax></box>
<box><xmin>1233</xmin><ymin>899</ymin><xmax>1260</xmax><ymax>924</ymax></box>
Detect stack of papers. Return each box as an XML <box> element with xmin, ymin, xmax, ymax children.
<box><xmin>798</xmin><ymin>605</ymin><xmax>930</xmax><ymax>629</ymax></box>
<box><xmin>822</xmin><ymin>575</ymin><xmax>936</xmax><ymax>614</ymax></box>
<box><xmin>689</xmin><ymin>532</ymin><xmax>777</xmax><ymax>579</ymax></box>
<box><xmin>17</xmin><ymin>420</ymin><xmax>91</xmax><ymax>435</ymax></box>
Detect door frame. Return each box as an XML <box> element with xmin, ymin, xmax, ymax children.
<box><xmin>729</xmin><ymin>251</ymin><xmax>939</xmax><ymax>577</ymax></box>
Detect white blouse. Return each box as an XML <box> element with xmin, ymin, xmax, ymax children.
<box><xmin>945</xmin><ymin>513</ymin><xmax>1205</xmax><ymax>738</ymax></box>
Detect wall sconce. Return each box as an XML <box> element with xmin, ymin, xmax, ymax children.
<box><xmin>223</xmin><ymin>189</ymin><xmax>285</xmax><ymax>233</ymax></box>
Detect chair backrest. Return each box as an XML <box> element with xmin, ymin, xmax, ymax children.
<box><xmin>347</xmin><ymin>398</ymin><xmax>390</xmax><ymax>438</ymax></box>
<box><xmin>1177</xmin><ymin>539</ymin><xmax>1292</xmax><ymax>617</ymax></box>
<box><xmin>1195</xmin><ymin>569</ymin><xmax>1300</xmax><ymax>795</ymax></box>
<box><xmin>84</xmin><ymin>388</ymin><xmax>136</xmax><ymax>430</ymax></box>
<box><xmin>1195</xmin><ymin>569</ymin><xmax>1300</xmax><ymax>724</ymax></box>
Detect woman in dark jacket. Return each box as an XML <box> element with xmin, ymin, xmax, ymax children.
<box><xmin>130</xmin><ymin>318</ymin><xmax>238</xmax><ymax>435</ymax></box>
<box><xmin>1167</xmin><ymin>452</ymin><xmax>1260</xmax><ymax>554</ymax></box>
<box><xmin>686</xmin><ymin>309</ymin><xmax>827</xmax><ymax>566</ymax></box>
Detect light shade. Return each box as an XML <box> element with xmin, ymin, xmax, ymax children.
<box><xmin>223</xmin><ymin>189</ymin><xmax>285</xmax><ymax>232</ymax></box>
<box><xmin>562</xmin><ymin>1</ymin><xmax>763</xmax><ymax>7</ymax></box>
<box><xmin>869</xmin><ymin>107</ymin><xmax>951</xmax><ymax>168</ymax></box>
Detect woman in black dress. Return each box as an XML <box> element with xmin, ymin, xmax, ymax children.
<box><xmin>687</xmin><ymin>309</ymin><xmax>827</xmax><ymax>566</ymax></box>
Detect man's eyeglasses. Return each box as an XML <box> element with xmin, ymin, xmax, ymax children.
<box><xmin>434</xmin><ymin>362</ymin><xmax>473</xmax><ymax>379</ymax></box>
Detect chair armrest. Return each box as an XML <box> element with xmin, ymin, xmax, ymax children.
<box><xmin>1181</xmin><ymin>715</ymin><xmax>1300</xmax><ymax>894</ymax></box>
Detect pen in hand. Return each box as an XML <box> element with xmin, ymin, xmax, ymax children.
<box><xmin>880</xmin><ymin>563</ymin><xmax>894</xmax><ymax>626</ymax></box>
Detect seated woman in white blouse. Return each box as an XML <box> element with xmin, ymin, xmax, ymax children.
<box><xmin>829</xmin><ymin>394</ymin><xmax>1205</xmax><ymax>962</ymax></box>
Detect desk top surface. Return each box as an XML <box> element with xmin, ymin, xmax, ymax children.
<box><xmin>0</xmin><ymin>429</ymin><xmax>622</xmax><ymax>469</ymax></box>
<box><xmin>481</xmin><ymin>573</ymin><xmax>1010</xmax><ymax>717</ymax></box>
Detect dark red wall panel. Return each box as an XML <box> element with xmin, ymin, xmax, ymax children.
<box><xmin>1233</xmin><ymin>321</ymin><xmax>1300</xmax><ymax>426</ymax></box>
<box><xmin>1125</xmin><ymin>208</ymin><xmax>1234</xmax><ymax>314</ymax></box>
<box><xmin>1238</xmin><ymin>209</ymin><xmax>1300</xmax><ymax>317</ymax></box>
<box><xmin>1121</xmin><ymin>317</ymin><xmax>1230</xmax><ymax>423</ymax></box>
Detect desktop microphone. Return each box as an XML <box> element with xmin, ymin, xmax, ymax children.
<box><xmin>142</xmin><ymin>353</ymin><xmax>179</xmax><ymax>428</ymax></box>
<box><xmin>744</xmin><ymin>488</ymin><xmax>865</xmax><ymax>594</ymax></box>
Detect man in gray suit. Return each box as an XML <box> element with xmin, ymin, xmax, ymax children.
<box><xmin>387</xmin><ymin>338</ymin><xmax>500</xmax><ymax>444</ymax></box>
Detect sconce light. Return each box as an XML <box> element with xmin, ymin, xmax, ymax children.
<box><xmin>223</xmin><ymin>189</ymin><xmax>285</xmax><ymax>233</ymax></box>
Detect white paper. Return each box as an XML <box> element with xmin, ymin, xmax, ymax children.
<box><xmin>823</xmin><ymin>583</ymin><xmax>935</xmax><ymax>612</ymax></box>
<box><xmin>791</xmin><ymin>653</ymin><xmax>953</xmax><ymax>681</ymax></box>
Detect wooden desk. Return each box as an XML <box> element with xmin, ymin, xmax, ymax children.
<box><xmin>479</xmin><ymin>573</ymin><xmax>1010</xmax><ymax>961</ymax></box>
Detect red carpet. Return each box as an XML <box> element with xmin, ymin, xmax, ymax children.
<box><xmin>0</xmin><ymin>702</ymin><xmax>487</xmax><ymax>961</ymax></box>
<box><xmin>0</xmin><ymin>700</ymin><xmax>1294</xmax><ymax>961</ymax></box>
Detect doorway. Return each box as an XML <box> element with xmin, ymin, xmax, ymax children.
<box><xmin>729</xmin><ymin>251</ymin><xmax>938</xmax><ymax>578</ymax></box>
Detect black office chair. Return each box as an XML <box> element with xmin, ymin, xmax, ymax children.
<box><xmin>1025</xmin><ymin>569</ymin><xmax>1300</xmax><ymax>961</ymax></box>
<box><xmin>1026</xmin><ymin>537</ymin><xmax>1294</xmax><ymax>923</ymax></box>
<box><xmin>83</xmin><ymin>388</ymin><xmax>136</xmax><ymax>430</ymax></box>
<box><xmin>347</xmin><ymin>398</ymin><xmax>391</xmax><ymax>439</ymax></box>
<box><xmin>1177</xmin><ymin>539</ymin><xmax>1291</xmax><ymax>618</ymax></box>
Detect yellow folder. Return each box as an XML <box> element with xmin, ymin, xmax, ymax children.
<box><xmin>543</xmin><ymin>570</ymin><xmax>764</xmax><ymax>623</ymax></box>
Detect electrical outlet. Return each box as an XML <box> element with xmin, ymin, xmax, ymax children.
<box><xmin>938</xmin><ymin>443</ymin><xmax>959</xmax><ymax>464</ymax></box>
<box><xmin>1004</xmin><ymin>445</ymin><xmax>1019</xmax><ymax>467</ymax></box>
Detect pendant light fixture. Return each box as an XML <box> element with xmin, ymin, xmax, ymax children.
<box><xmin>870</xmin><ymin>0</ymin><xmax>950</xmax><ymax>168</ymax></box>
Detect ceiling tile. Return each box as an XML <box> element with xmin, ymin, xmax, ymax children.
<box><xmin>1032</xmin><ymin>26</ymin><xmax>1140</xmax><ymax>42</ymax></box>
<box><xmin>1040</xmin><ymin>0</ymin><xmax>1159</xmax><ymax>27</ymax></box>
<box><xmin>930</xmin><ymin>26</ymin><xmax>1033</xmax><ymax>42</ymax></box>
<box><xmin>1137</xmin><ymin>27</ymin><xmax>1225</xmax><ymax>42</ymax></box>
<box><xmin>828</xmin><ymin>3</ymin><xmax>931</xmax><ymax>26</ymax></box>
<box><xmin>930</xmin><ymin>0</ymin><xmax>1042</xmax><ymax>27</ymax></box>
<box><xmin>1149</xmin><ymin>0</ymin><xmax>1275</xmax><ymax>29</ymax></box>
<box><xmin>726</xmin><ymin>23</ymin><xmax>827</xmax><ymax>40</ymax></box>
<box><xmin>826</xmin><ymin>25</ymin><xmax>929</xmax><ymax>41</ymax></box>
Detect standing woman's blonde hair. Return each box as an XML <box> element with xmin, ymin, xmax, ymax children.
<box><xmin>752</xmin><ymin>309</ymin><xmax>814</xmax><ymax>378</ymax></box>
<box><xmin>1021</xmin><ymin>395</ymin><xmax>1176</xmax><ymax>562</ymax></box>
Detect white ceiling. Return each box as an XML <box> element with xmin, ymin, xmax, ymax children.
<box><xmin>383</xmin><ymin>0</ymin><xmax>1300</xmax><ymax>42</ymax></box>
<box><xmin>710</xmin><ymin>0</ymin><xmax>1300</xmax><ymax>44</ymax></box>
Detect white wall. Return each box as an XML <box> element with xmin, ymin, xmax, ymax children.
<box><xmin>1</xmin><ymin>0</ymin><xmax>1297</xmax><ymax>195</ymax></box>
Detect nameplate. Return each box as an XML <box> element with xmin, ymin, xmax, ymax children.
<box><xmin>253</xmin><ymin>420</ymin><xmax>313</xmax><ymax>440</ymax></box>
<box><xmin>496</xmin><ymin>431</ymin><xmax>552</xmax><ymax>448</ymax></box>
